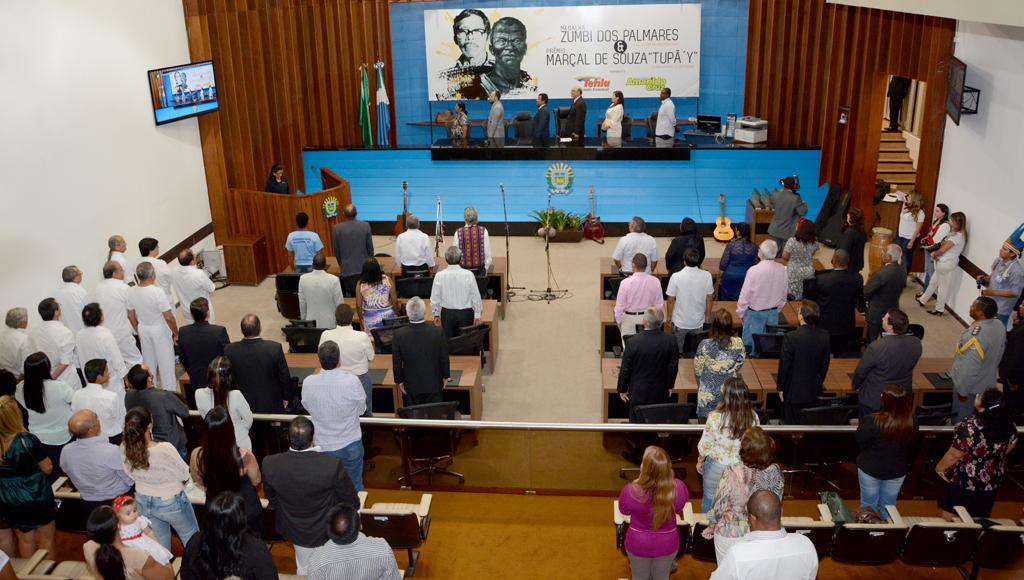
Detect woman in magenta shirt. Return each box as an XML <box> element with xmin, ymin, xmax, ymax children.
<box><xmin>618</xmin><ymin>446</ymin><xmax>689</xmax><ymax>579</ymax></box>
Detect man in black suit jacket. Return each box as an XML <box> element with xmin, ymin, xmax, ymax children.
<box><xmin>176</xmin><ymin>297</ymin><xmax>229</xmax><ymax>408</ymax></box>
<box><xmin>852</xmin><ymin>308</ymin><xmax>922</xmax><ymax>419</ymax></box>
<box><xmin>617</xmin><ymin>309</ymin><xmax>679</xmax><ymax>423</ymax></box>
<box><xmin>224</xmin><ymin>314</ymin><xmax>292</xmax><ymax>413</ymax></box>
<box><xmin>887</xmin><ymin>75</ymin><xmax>912</xmax><ymax>131</ymax></box>
<box><xmin>532</xmin><ymin>92</ymin><xmax>550</xmax><ymax>147</ymax></box>
<box><xmin>777</xmin><ymin>301</ymin><xmax>832</xmax><ymax>424</ymax></box>
<box><xmin>863</xmin><ymin>244</ymin><xmax>907</xmax><ymax>342</ymax></box>
<box><xmin>563</xmin><ymin>86</ymin><xmax>586</xmax><ymax>143</ymax></box>
<box><xmin>263</xmin><ymin>417</ymin><xmax>359</xmax><ymax>576</ymax></box>
<box><xmin>805</xmin><ymin>249</ymin><xmax>864</xmax><ymax>355</ymax></box>
<box><xmin>393</xmin><ymin>297</ymin><xmax>450</xmax><ymax>406</ymax></box>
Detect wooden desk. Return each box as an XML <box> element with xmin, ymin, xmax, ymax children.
<box><xmin>222</xmin><ymin>235</ymin><xmax>270</xmax><ymax>286</ymax></box>
<box><xmin>781</xmin><ymin>297</ymin><xmax>865</xmax><ymax>328</ymax></box>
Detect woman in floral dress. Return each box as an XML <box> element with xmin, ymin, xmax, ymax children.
<box><xmin>354</xmin><ymin>258</ymin><xmax>399</xmax><ymax>337</ymax></box>
<box><xmin>694</xmin><ymin>309</ymin><xmax>746</xmax><ymax>418</ymax></box>
<box><xmin>782</xmin><ymin>220</ymin><xmax>819</xmax><ymax>300</ymax></box>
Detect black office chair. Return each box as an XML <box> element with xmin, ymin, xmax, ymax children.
<box><xmin>399</xmin><ymin>265</ymin><xmax>431</xmax><ymax>278</ymax></box>
<box><xmin>681</xmin><ymin>330</ymin><xmax>709</xmax><ymax>358</ymax></box>
<box><xmin>382</xmin><ymin>316</ymin><xmax>410</xmax><ymax>328</ymax></box>
<box><xmin>605</xmin><ymin>276</ymin><xmax>626</xmax><ymax>299</ymax></box>
<box><xmin>448</xmin><ymin>326</ymin><xmax>488</xmax><ymax>366</ymax></box>
<box><xmin>281</xmin><ymin>326</ymin><xmax>326</xmax><ymax>353</ymax></box>
<box><xmin>371</xmin><ymin>323</ymin><xmax>407</xmax><ymax>354</ymax></box>
<box><xmin>475</xmin><ymin>276</ymin><xmax>490</xmax><ymax>299</ymax></box>
<box><xmin>621</xmin><ymin>403</ymin><xmax>695</xmax><ymax>479</ymax></box>
<box><xmin>780</xmin><ymin>405</ymin><xmax>857</xmax><ymax>493</ymax></box>
<box><xmin>830</xmin><ymin>522</ymin><xmax>907</xmax><ymax>565</ymax></box>
<box><xmin>915</xmin><ymin>403</ymin><xmax>953</xmax><ymax>426</ymax></box>
<box><xmin>766</xmin><ymin>324</ymin><xmax>796</xmax><ymax>334</ymax></box>
<box><xmin>360</xmin><ymin>500</ymin><xmax>432</xmax><ymax>577</ymax></box>
<box><xmin>908</xmin><ymin>323</ymin><xmax>925</xmax><ymax>341</ymax></box>
<box><xmin>396</xmin><ymin>276</ymin><xmax>434</xmax><ymax>299</ymax></box>
<box><xmin>287</xmin><ymin>319</ymin><xmax>316</xmax><ymax>328</ymax></box>
<box><xmin>752</xmin><ymin>333</ymin><xmax>785</xmax><ymax>358</ymax></box>
<box><xmin>397</xmin><ymin>402</ymin><xmax>464</xmax><ymax>485</ymax></box>
<box><xmin>274</xmin><ymin>272</ymin><xmax>303</xmax><ymax>319</ymax></box>
<box><xmin>620</xmin><ymin>115</ymin><xmax>632</xmax><ymax>141</ymax></box>
<box><xmin>512</xmin><ymin>111</ymin><xmax>533</xmax><ymax>144</ymax></box>
<box><xmin>554</xmin><ymin>106</ymin><xmax>571</xmax><ymax>136</ymax></box>
<box><xmin>645</xmin><ymin>112</ymin><xmax>659</xmax><ymax>142</ymax></box>
<box><xmin>341</xmin><ymin>273</ymin><xmax>361</xmax><ymax>296</ymax></box>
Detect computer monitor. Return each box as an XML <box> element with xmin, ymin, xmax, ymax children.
<box><xmin>697</xmin><ymin>115</ymin><xmax>722</xmax><ymax>134</ymax></box>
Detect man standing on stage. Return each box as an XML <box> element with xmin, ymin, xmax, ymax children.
<box><xmin>533</xmin><ymin>93</ymin><xmax>550</xmax><ymax>147</ymax></box>
<box><xmin>564</xmin><ymin>86</ymin><xmax>586</xmax><ymax>143</ymax></box>
<box><xmin>655</xmin><ymin>87</ymin><xmax>676</xmax><ymax>145</ymax></box>
<box><xmin>486</xmin><ymin>90</ymin><xmax>505</xmax><ymax>146</ymax></box>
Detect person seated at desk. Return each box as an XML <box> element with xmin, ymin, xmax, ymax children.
<box><xmin>665</xmin><ymin>217</ymin><xmax>705</xmax><ymax>274</ymax></box>
<box><xmin>431</xmin><ymin>246</ymin><xmax>483</xmax><ymax>339</ymax></box>
<box><xmin>299</xmin><ymin>253</ymin><xmax>344</xmax><ymax>328</ymax></box>
<box><xmin>453</xmin><ymin>207</ymin><xmax>492</xmax><ymax>273</ymax></box>
<box><xmin>392</xmin><ymin>298</ymin><xmax>449</xmax><ymax>406</ymax></box>
<box><xmin>616</xmin><ymin>308</ymin><xmax>678</xmax><ymax>423</ymax></box>
<box><xmin>614</xmin><ymin>254</ymin><xmax>664</xmax><ymax>345</ymax></box>
<box><xmin>224</xmin><ymin>314</ymin><xmax>292</xmax><ymax>414</ymax></box>
<box><xmin>286</xmin><ymin>212</ymin><xmax>324</xmax><ymax>274</ymax></box>
<box><xmin>612</xmin><ymin>216</ymin><xmax>659</xmax><ymax>274</ymax></box>
<box><xmin>395</xmin><ymin>214</ymin><xmax>436</xmax><ymax>276</ymax></box>
<box><xmin>264</xmin><ymin>163</ymin><xmax>289</xmax><ymax>194</ymax></box>
<box><xmin>777</xmin><ymin>301</ymin><xmax>831</xmax><ymax>424</ymax></box>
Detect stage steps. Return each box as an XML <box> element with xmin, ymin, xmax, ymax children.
<box><xmin>877</xmin><ymin>132</ymin><xmax>915</xmax><ymax>191</ymax></box>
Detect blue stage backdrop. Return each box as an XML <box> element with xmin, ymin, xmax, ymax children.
<box><xmin>389</xmin><ymin>0</ymin><xmax>748</xmax><ymax>146</ymax></box>
<box><xmin>302</xmin><ymin>149</ymin><xmax>825</xmax><ymax>225</ymax></box>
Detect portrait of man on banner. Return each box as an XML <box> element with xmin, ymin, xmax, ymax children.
<box><xmin>434</xmin><ymin>9</ymin><xmax>536</xmax><ymax>100</ymax></box>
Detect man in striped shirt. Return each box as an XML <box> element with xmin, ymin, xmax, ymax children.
<box><xmin>308</xmin><ymin>503</ymin><xmax>402</xmax><ymax>580</ymax></box>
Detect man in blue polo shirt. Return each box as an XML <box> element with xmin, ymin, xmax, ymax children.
<box><xmin>286</xmin><ymin>212</ymin><xmax>324</xmax><ymax>273</ymax></box>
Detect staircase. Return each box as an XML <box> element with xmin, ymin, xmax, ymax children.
<box><xmin>877</xmin><ymin>132</ymin><xmax>916</xmax><ymax>191</ymax></box>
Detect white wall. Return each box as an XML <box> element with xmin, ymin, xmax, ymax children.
<box><xmin>0</xmin><ymin>1</ymin><xmax>210</xmax><ymax>322</ymax></box>
<box><xmin>933</xmin><ymin>21</ymin><xmax>1024</xmax><ymax>319</ymax></box>
<box><xmin>827</xmin><ymin>1</ymin><xmax>1024</xmax><ymax>28</ymax></box>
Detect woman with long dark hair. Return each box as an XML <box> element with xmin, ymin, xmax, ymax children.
<box><xmin>602</xmin><ymin>90</ymin><xmax>624</xmax><ymax>143</ymax></box>
<box><xmin>694</xmin><ymin>310</ymin><xmax>746</xmax><ymax>418</ymax></box>
<box><xmin>918</xmin><ymin>203</ymin><xmax>950</xmax><ymax>291</ymax></box>
<box><xmin>15</xmin><ymin>352</ymin><xmax>72</xmax><ymax>479</ymax></box>
<box><xmin>696</xmin><ymin>377</ymin><xmax>759</xmax><ymax>513</ymax></box>
<box><xmin>838</xmin><ymin>207</ymin><xmax>867</xmax><ymax>274</ymax></box>
<box><xmin>181</xmin><ymin>492</ymin><xmax>277</xmax><ymax>580</ymax></box>
<box><xmin>918</xmin><ymin>211</ymin><xmax>967</xmax><ymax>316</ymax></box>
<box><xmin>263</xmin><ymin>164</ymin><xmax>289</xmax><ymax>195</ymax></box>
<box><xmin>0</xmin><ymin>395</ymin><xmax>55</xmax><ymax>557</ymax></box>
<box><xmin>189</xmin><ymin>407</ymin><xmax>263</xmax><ymax>536</ymax></box>
<box><xmin>718</xmin><ymin>223</ymin><xmax>759</xmax><ymax>300</ymax></box>
<box><xmin>355</xmin><ymin>258</ymin><xmax>398</xmax><ymax>336</ymax></box>
<box><xmin>665</xmin><ymin>217</ymin><xmax>706</xmax><ymax>274</ymax></box>
<box><xmin>856</xmin><ymin>384</ymin><xmax>917</xmax><ymax>520</ymax></box>
<box><xmin>617</xmin><ymin>446</ymin><xmax>688</xmax><ymax>580</ymax></box>
<box><xmin>83</xmin><ymin>505</ymin><xmax>173</xmax><ymax>580</ymax></box>
<box><xmin>782</xmin><ymin>220</ymin><xmax>819</xmax><ymax>300</ymax></box>
<box><xmin>194</xmin><ymin>357</ymin><xmax>254</xmax><ymax>450</ymax></box>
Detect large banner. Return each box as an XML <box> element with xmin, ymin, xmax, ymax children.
<box><xmin>425</xmin><ymin>4</ymin><xmax>700</xmax><ymax>101</ymax></box>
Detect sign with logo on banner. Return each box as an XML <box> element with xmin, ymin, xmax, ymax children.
<box><xmin>425</xmin><ymin>4</ymin><xmax>701</xmax><ymax>101</ymax></box>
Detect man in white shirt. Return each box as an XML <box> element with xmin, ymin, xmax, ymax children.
<box><xmin>453</xmin><ymin>207</ymin><xmax>493</xmax><ymax>272</ymax></box>
<box><xmin>172</xmin><ymin>249</ymin><xmax>216</xmax><ymax>324</ymax></box>
<box><xmin>138</xmin><ymin>237</ymin><xmax>175</xmax><ymax>306</ymax></box>
<box><xmin>53</xmin><ymin>265</ymin><xmax>91</xmax><ymax>334</ymax></box>
<box><xmin>28</xmin><ymin>298</ymin><xmax>80</xmax><ymax>387</ymax></box>
<box><xmin>710</xmin><ymin>491</ymin><xmax>818</xmax><ymax>580</ymax></box>
<box><xmin>129</xmin><ymin>262</ymin><xmax>178</xmax><ymax>392</ymax></box>
<box><xmin>655</xmin><ymin>87</ymin><xmax>676</xmax><ymax>144</ymax></box>
<box><xmin>107</xmin><ymin>235</ymin><xmax>131</xmax><ymax>282</ymax></box>
<box><xmin>299</xmin><ymin>253</ymin><xmax>345</xmax><ymax>328</ymax></box>
<box><xmin>71</xmin><ymin>359</ymin><xmax>126</xmax><ymax>444</ymax></box>
<box><xmin>431</xmin><ymin>246</ymin><xmax>483</xmax><ymax>338</ymax></box>
<box><xmin>94</xmin><ymin>261</ymin><xmax>142</xmax><ymax>367</ymax></box>
<box><xmin>320</xmin><ymin>304</ymin><xmax>375</xmax><ymax>416</ymax></box>
<box><xmin>666</xmin><ymin>249</ymin><xmax>714</xmax><ymax>354</ymax></box>
<box><xmin>0</xmin><ymin>308</ymin><xmax>32</xmax><ymax>377</ymax></box>
<box><xmin>394</xmin><ymin>215</ymin><xmax>436</xmax><ymax>275</ymax></box>
<box><xmin>76</xmin><ymin>303</ymin><xmax>128</xmax><ymax>394</ymax></box>
<box><xmin>612</xmin><ymin>216</ymin><xmax>660</xmax><ymax>274</ymax></box>
<box><xmin>301</xmin><ymin>341</ymin><xmax>366</xmax><ymax>491</ymax></box>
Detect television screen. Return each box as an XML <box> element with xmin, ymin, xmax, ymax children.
<box><xmin>946</xmin><ymin>56</ymin><xmax>966</xmax><ymax>126</ymax></box>
<box><xmin>147</xmin><ymin>61</ymin><xmax>219</xmax><ymax>125</ymax></box>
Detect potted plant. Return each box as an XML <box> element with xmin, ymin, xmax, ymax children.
<box><xmin>529</xmin><ymin>208</ymin><xmax>584</xmax><ymax>243</ymax></box>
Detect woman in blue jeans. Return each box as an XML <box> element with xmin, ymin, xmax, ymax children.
<box><xmin>121</xmin><ymin>407</ymin><xmax>199</xmax><ymax>549</ymax></box>
<box><xmin>855</xmin><ymin>384</ymin><xmax>917</xmax><ymax>520</ymax></box>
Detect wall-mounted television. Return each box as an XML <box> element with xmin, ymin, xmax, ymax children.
<box><xmin>147</xmin><ymin>61</ymin><xmax>219</xmax><ymax>125</ymax></box>
<box><xmin>946</xmin><ymin>56</ymin><xmax>967</xmax><ymax>126</ymax></box>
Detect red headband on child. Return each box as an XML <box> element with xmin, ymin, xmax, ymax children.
<box><xmin>112</xmin><ymin>495</ymin><xmax>134</xmax><ymax>513</ymax></box>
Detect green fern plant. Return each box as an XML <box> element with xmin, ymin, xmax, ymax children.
<box><xmin>530</xmin><ymin>208</ymin><xmax>583</xmax><ymax>230</ymax></box>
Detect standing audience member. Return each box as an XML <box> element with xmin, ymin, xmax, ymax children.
<box><xmin>332</xmin><ymin>205</ymin><xmax>374</xmax><ymax>277</ymax></box>
<box><xmin>736</xmin><ymin>240</ymin><xmax>787</xmax><ymax>355</ymax></box>
<box><xmin>486</xmin><ymin>90</ymin><xmax>505</xmax><ymax>144</ymax></box>
<box><xmin>694</xmin><ymin>310</ymin><xmax>746</xmax><ymax>418</ymax></box>
<box><xmin>53</xmin><ymin>265</ymin><xmax>90</xmax><ymax>334</ymax></box>
<box><xmin>76</xmin><ymin>303</ymin><xmax>128</xmax><ymax>392</ymax></box>
<box><xmin>0</xmin><ymin>395</ymin><xmax>56</xmax><ymax>557</ymax></box>
<box><xmin>60</xmin><ymin>410</ymin><xmax>134</xmax><ymax>517</ymax></box>
<box><xmin>617</xmin><ymin>309</ymin><xmax>679</xmax><ymax>423</ymax></box>
<box><xmin>0</xmin><ymin>308</ymin><xmax>31</xmax><ymax>377</ymax></box>
<box><xmin>28</xmin><ymin>298</ymin><xmax>79</xmax><ymax>387</ymax></box>
<box><xmin>138</xmin><ymin>238</ymin><xmax>175</xmax><ymax>305</ymax></box>
<box><xmin>394</xmin><ymin>215</ymin><xmax>436</xmax><ymax>275</ymax></box>
<box><xmin>120</xmin><ymin>407</ymin><xmax>199</xmax><ymax>550</ymax></box>
<box><xmin>106</xmin><ymin>236</ymin><xmax>132</xmax><ymax>284</ymax></box>
<box><xmin>614</xmin><ymin>253</ymin><xmax>665</xmax><ymax>344</ymax></box>
<box><xmin>918</xmin><ymin>203</ymin><xmax>950</xmax><ymax>292</ymax></box>
<box><xmin>666</xmin><ymin>217</ymin><xmax>705</xmax><ymax>273</ymax></box>
<box><xmin>1000</xmin><ymin>299</ymin><xmax>1024</xmax><ymax>414</ymax></box>
<box><xmin>710</xmin><ymin>491</ymin><xmax>818</xmax><ymax>580</ymax></box>
<box><xmin>286</xmin><ymin>212</ymin><xmax>324</xmax><ymax>273</ymax></box>
<box><xmin>782</xmin><ymin>220</ymin><xmax>819</xmax><ymax>300</ymax></box>
<box><xmin>852</xmin><ymin>309</ymin><xmax>922</xmax><ymax>419</ymax></box>
<box><xmin>666</xmin><ymin>249</ymin><xmax>714</xmax><ymax>354</ymax></box>
<box><xmin>320</xmin><ymin>304</ymin><xmax>375</xmax><ymax>416</ymax></box>
<box><xmin>195</xmin><ymin>356</ymin><xmax>253</xmax><ymax>451</ymax></box>
<box><xmin>453</xmin><ymin>207</ymin><xmax>493</xmax><ymax>272</ymax></box>
<box><xmin>950</xmin><ymin>297</ymin><xmax>1007</xmax><ymax>423</ymax></box>
<box><xmin>612</xmin><ymin>217</ymin><xmax>659</xmax><ymax>274</ymax></box>
<box><xmin>863</xmin><ymin>244</ymin><xmax>906</xmax><ymax>342</ymax></box>
<box><xmin>918</xmin><ymin>211</ymin><xmax>967</xmax><ymax>316</ymax></box>
<box><xmin>838</xmin><ymin>207</ymin><xmax>868</xmax><ymax>274</ymax></box>
<box><xmin>804</xmin><ymin>249</ymin><xmax>863</xmax><ymax>355</ymax></box>
<box><xmin>224</xmin><ymin>314</ymin><xmax>292</xmax><ymax>414</ymax></box>
<box><xmin>895</xmin><ymin>191</ymin><xmax>926</xmax><ymax>274</ymax></box>
<box><xmin>718</xmin><ymin>223</ymin><xmax>759</xmax><ymax>301</ymax></box>
<box><xmin>0</xmin><ymin>371</ymin><xmax>27</xmax><ymax>428</ymax></box>
<box><xmin>976</xmin><ymin>228</ymin><xmax>1024</xmax><ymax>328</ymax></box>
<box><xmin>172</xmin><ymin>250</ymin><xmax>216</xmax><ymax>324</ymax></box>
<box><xmin>15</xmin><ymin>352</ymin><xmax>73</xmax><ymax>478</ymax></box>
<box><xmin>697</xmin><ymin>378</ymin><xmax>760</xmax><ymax>512</ymax></box>
<box><xmin>124</xmin><ymin>364</ymin><xmax>189</xmax><ymax>458</ymax></box>
<box><xmin>71</xmin><ymin>359</ymin><xmax>125</xmax><ymax>444</ymax></box>
<box><xmin>430</xmin><ymin>246</ymin><xmax>483</xmax><ymax>338</ymax></box>
<box><xmin>189</xmin><ymin>407</ymin><xmax>263</xmax><ymax>535</ymax></box>
<box><xmin>308</xmin><ymin>502</ymin><xmax>403</xmax><ymax>580</ymax></box>
<box><xmin>182</xmin><ymin>491</ymin><xmax>277</xmax><ymax>580</ymax></box>
<box><xmin>856</xmin><ymin>384</ymin><xmax>916</xmax><ymax>520</ymax></box>
<box><xmin>617</xmin><ymin>446</ymin><xmax>689</xmax><ymax>580</ymax></box>
<box><xmin>299</xmin><ymin>252</ymin><xmax>344</xmax><ymax>328</ymax></box>
<box><xmin>83</xmin><ymin>506</ymin><xmax>174</xmax><ymax>580</ymax></box>
<box><xmin>301</xmin><ymin>341</ymin><xmax>366</xmax><ymax>491</ymax></box>
<box><xmin>777</xmin><ymin>301</ymin><xmax>831</xmax><ymax>424</ymax></box>
<box><xmin>766</xmin><ymin>176</ymin><xmax>807</xmax><ymax>256</ymax></box>
<box><xmin>94</xmin><ymin>260</ymin><xmax>143</xmax><ymax>366</ymax></box>
<box><xmin>935</xmin><ymin>389</ymin><xmax>1018</xmax><ymax>520</ymax></box>
<box><xmin>177</xmin><ymin>298</ymin><xmax>230</xmax><ymax>408</ymax></box>
<box><xmin>262</xmin><ymin>417</ymin><xmax>360</xmax><ymax>576</ymax></box>
<box><xmin>393</xmin><ymin>298</ymin><xmax>450</xmax><ymax>405</ymax></box>
<box><xmin>130</xmin><ymin>262</ymin><xmax>178</xmax><ymax>391</ymax></box>
<box><xmin>355</xmin><ymin>258</ymin><xmax>399</xmax><ymax>337</ymax></box>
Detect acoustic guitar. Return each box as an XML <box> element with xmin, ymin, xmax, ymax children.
<box><xmin>714</xmin><ymin>193</ymin><xmax>735</xmax><ymax>242</ymax></box>
<box><xmin>393</xmin><ymin>180</ymin><xmax>408</xmax><ymax>237</ymax></box>
<box><xmin>582</xmin><ymin>185</ymin><xmax>605</xmax><ymax>244</ymax></box>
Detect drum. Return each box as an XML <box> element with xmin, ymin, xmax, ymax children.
<box><xmin>868</xmin><ymin>227</ymin><xmax>893</xmax><ymax>274</ymax></box>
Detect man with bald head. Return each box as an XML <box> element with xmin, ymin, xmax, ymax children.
<box><xmin>172</xmin><ymin>249</ymin><xmax>216</xmax><ymax>324</ymax></box>
<box><xmin>61</xmin><ymin>409</ymin><xmax>134</xmax><ymax>517</ymax></box>
<box><xmin>224</xmin><ymin>314</ymin><xmax>292</xmax><ymax>413</ymax></box>
<box><xmin>331</xmin><ymin>204</ymin><xmax>374</xmax><ymax>278</ymax></box>
<box><xmin>563</xmin><ymin>85</ymin><xmax>587</xmax><ymax>143</ymax></box>
<box><xmin>710</xmin><ymin>490</ymin><xmax>818</xmax><ymax>579</ymax></box>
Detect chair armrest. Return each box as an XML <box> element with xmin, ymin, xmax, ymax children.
<box><xmin>173</xmin><ymin>557</ymin><xmax>182</xmax><ymax>577</ymax></box>
<box><xmin>682</xmin><ymin>502</ymin><xmax>695</xmax><ymax>525</ymax></box>
<box><xmin>418</xmin><ymin>493</ymin><xmax>433</xmax><ymax>518</ymax></box>
<box><xmin>13</xmin><ymin>550</ymin><xmax>48</xmax><ymax>577</ymax></box>
<box><xmin>358</xmin><ymin>490</ymin><xmax>368</xmax><ymax>509</ymax></box>
<box><xmin>817</xmin><ymin>503</ymin><xmax>833</xmax><ymax>523</ymax></box>
<box><xmin>613</xmin><ymin>500</ymin><xmax>627</xmax><ymax>525</ymax></box>
<box><xmin>50</xmin><ymin>476</ymin><xmax>68</xmax><ymax>493</ymax></box>
<box><xmin>954</xmin><ymin>506</ymin><xmax>975</xmax><ymax>525</ymax></box>
<box><xmin>887</xmin><ymin>506</ymin><xmax>904</xmax><ymax>526</ymax></box>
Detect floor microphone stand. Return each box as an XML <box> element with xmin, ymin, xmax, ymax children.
<box><xmin>529</xmin><ymin>190</ymin><xmax>568</xmax><ymax>303</ymax></box>
<box><xmin>500</xmin><ymin>183</ymin><xmax>525</xmax><ymax>298</ymax></box>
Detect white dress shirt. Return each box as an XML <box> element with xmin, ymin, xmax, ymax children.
<box><xmin>28</xmin><ymin>320</ymin><xmax>79</xmax><ymax>387</ymax></box>
<box><xmin>395</xmin><ymin>229</ymin><xmax>437</xmax><ymax>268</ymax></box>
<box><xmin>172</xmin><ymin>265</ymin><xmax>216</xmax><ymax>324</ymax></box>
<box><xmin>129</xmin><ymin>285</ymin><xmax>172</xmax><ymax>328</ymax></box>
<box><xmin>109</xmin><ymin>252</ymin><xmax>130</xmax><ymax>278</ymax></box>
<box><xmin>430</xmin><ymin>264</ymin><xmax>483</xmax><ymax>318</ymax></box>
<box><xmin>710</xmin><ymin>529</ymin><xmax>818</xmax><ymax>580</ymax></box>
<box><xmin>319</xmin><ymin>326</ymin><xmax>375</xmax><ymax>375</ymax></box>
<box><xmin>94</xmin><ymin>278</ymin><xmax>142</xmax><ymax>366</ymax></box>
<box><xmin>71</xmin><ymin>383</ymin><xmax>126</xmax><ymax>438</ymax></box>
<box><xmin>299</xmin><ymin>270</ymin><xmax>345</xmax><ymax>328</ymax></box>
<box><xmin>656</xmin><ymin>98</ymin><xmax>677</xmax><ymax>136</ymax></box>
<box><xmin>140</xmin><ymin>256</ymin><xmax>175</xmax><ymax>306</ymax></box>
<box><xmin>612</xmin><ymin>232</ymin><xmax>660</xmax><ymax>273</ymax></box>
<box><xmin>194</xmin><ymin>389</ymin><xmax>254</xmax><ymax>450</ymax></box>
<box><xmin>453</xmin><ymin>226</ymin><xmax>493</xmax><ymax>270</ymax></box>
<box><xmin>666</xmin><ymin>266</ymin><xmax>714</xmax><ymax>330</ymax></box>
<box><xmin>300</xmin><ymin>368</ymin><xmax>366</xmax><ymax>452</ymax></box>
<box><xmin>0</xmin><ymin>327</ymin><xmax>32</xmax><ymax>376</ymax></box>
<box><xmin>53</xmin><ymin>282</ymin><xmax>91</xmax><ymax>335</ymax></box>
<box><xmin>76</xmin><ymin>326</ymin><xmax>128</xmax><ymax>391</ymax></box>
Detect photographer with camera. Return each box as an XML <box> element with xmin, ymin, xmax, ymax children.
<box><xmin>766</xmin><ymin>175</ymin><xmax>808</xmax><ymax>258</ymax></box>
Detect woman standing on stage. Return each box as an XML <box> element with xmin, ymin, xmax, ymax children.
<box><xmin>602</xmin><ymin>91</ymin><xmax>624</xmax><ymax>144</ymax></box>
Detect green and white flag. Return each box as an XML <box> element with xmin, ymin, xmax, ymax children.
<box><xmin>358</xmin><ymin>65</ymin><xmax>372</xmax><ymax>148</ymax></box>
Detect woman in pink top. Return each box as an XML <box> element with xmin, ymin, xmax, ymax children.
<box><xmin>618</xmin><ymin>446</ymin><xmax>689</xmax><ymax>580</ymax></box>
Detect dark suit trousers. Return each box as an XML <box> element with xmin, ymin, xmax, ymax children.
<box><xmin>784</xmin><ymin>401</ymin><xmax>815</xmax><ymax>425</ymax></box>
<box><xmin>829</xmin><ymin>333</ymin><xmax>852</xmax><ymax>356</ymax></box>
<box><xmin>440</xmin><ymin>307</ymin><xmax>474</xmax><ymax>339</ymax></box>
<box><xmin>405</xmin><ymin>391</ymin><xmax>443</xmax><ymax>406</ymax></box>
<box><xmin>889</xmin><ymin>95</ymin><xmax>905</xmax><ymax>129</ymax></box>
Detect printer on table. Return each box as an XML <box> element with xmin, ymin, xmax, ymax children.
<box><xmin>734</xmin><ymin>116</ymin><xmax>768</xmax><ymax>143</ymax></box>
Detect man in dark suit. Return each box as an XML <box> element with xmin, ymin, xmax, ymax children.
<box><xmin>887</xmin><ymin>75</ymin><xmax>912</xmax><ymax>131</ymax></box>
<box><xmin>331</xmin><ymin>204</ymin><xmax>374</xmax><ymax>278</ymax></box>
<box><xmin>176</xmin><ymin>297</ymin><xmax>229</xmax><ymax>408</ymax></box>
<box><xmin>852</xmin><ymin>308</ymin><xmax>922</xmax><ymax>419</ymax></box>
<box><xmin>777</xmin><ymin>301</ymin><xmax>831</xmax><ymax>424</ymax></box>
<box><xmin>805</xmin><ymin>249</ymin><xmax>864</xmax><ymax>355</ymax></box>
<box><xmin>863</xmin><ymin>244</ymin><xmax>906</xmax><ymax>342</ymax></box>
<box><xmin>532</xmin><ymin>92</ymin><xmax>550</xmax><ymax>147</ymax></box>
<box><xmin>616</xmin><ymin>308</ymin><xmax>679</xmax><ymax>423</ymax></box>
<box><xmin>563</xmin><ymin>86</ymin><xmax>586</xmax><ymax>143</ymax></box>
<box><xmin>224</xmin><ymin>313</ymin><xmax>292</xmax><ymax>413</ymax></box>
<box><xmin>263</xmin><ymin>416</ymin><xmax>360</xmax><ymax>576</ymax></box>
<box><xmin>393</xmin><ymin>297</ymin><xmax>450</xmax><ymax>405</ymax></box>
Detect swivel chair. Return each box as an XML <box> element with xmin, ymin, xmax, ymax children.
<box><xmin>397</xmin><ymin>402</ymin><xmax>464</xmax><ymax>486</ymax></box>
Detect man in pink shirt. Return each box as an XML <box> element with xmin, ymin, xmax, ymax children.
<box><xmin>737</xmin><ymin>240</ymin><xmax>788</xmax><ymax>355</ymax></box>
<box><xmin>615</xmin><ymin>254</ymin><xmax>665</xmax><ymax>345</ymax></box>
